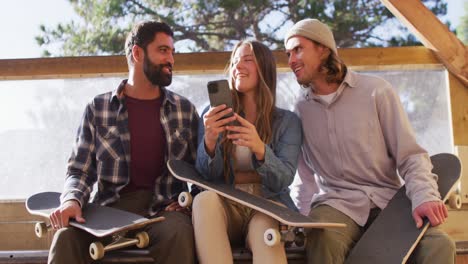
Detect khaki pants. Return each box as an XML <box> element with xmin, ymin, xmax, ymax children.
<box><xmin>48</xmin><ymin>190</ymin><xmax>195</xmax><ymax>264</ymax></box>
<box><xmin>192</xmin><ymin>190</ymin><xmax>287</xmax><ymax>264</ymax></box>
<box><xmin>306</xmin><ymin>205</ymin><xmax>456</xmax><ymax>264</ymax></box>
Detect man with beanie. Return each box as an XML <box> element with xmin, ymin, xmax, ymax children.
<box><xmin>284</xmin><ymin>18</ymin><xmax>455</xmax><ymax>263</ymax></box>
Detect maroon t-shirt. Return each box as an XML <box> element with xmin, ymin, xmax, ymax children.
<box><xmin>121</xmin><ymin>95</ymin><xmax>166</xmax><ymax>193</ymax></box>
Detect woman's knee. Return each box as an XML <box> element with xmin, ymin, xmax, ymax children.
<box><xmin>192</xmin><ymin>191</ymin><xmax>228</xmax><ymax>230</ymax></box>
<box><xmin>192</xmin><ymin>191</ymin><xmax>223</xmax><ymax>214</ymax></box>
<box><xmin>249</xmin><ymin>212</ymin><xmax>277</xmax><ymax>230</ymax></box>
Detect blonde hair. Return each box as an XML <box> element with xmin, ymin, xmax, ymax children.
<box><xmin>222</xmin><ymin>40</ymin><xmax>277</xmax><ymax>183</ymax></box>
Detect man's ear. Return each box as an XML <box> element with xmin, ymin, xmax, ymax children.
<box><xmin>132</xmin><ymin>45</ymin><xmax>143</xmax><ymax>63</ymax></box>
<box><xmin>319</xmin><ymin>46</ymin><xmax>331</xmax><ymax>60</ymax></box>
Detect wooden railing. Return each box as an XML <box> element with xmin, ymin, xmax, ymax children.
<box><xmin>1</xmin><ymin>47</ymin><xmax>466</xmax><ymax>145</ymax></box>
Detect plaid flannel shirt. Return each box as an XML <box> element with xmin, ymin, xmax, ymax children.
<box><xmin>61</xmin><ymin>80</ymin><xmax>199</xmax><ymax>215</ymax></box>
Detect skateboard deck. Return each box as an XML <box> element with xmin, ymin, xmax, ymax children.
<box><xmin>345</xmin><ymin>153</ymin><xmax>462</xmax><ymax>264</ymax></box>
<box><xmin>167</xmin><ymin>159</ymin><xmax>346</xmax><ymax>246</ymax></box>
<box><xmin>26</xmin><ymin>192</ymin><xmax>164</xmax><ymax>260</ymax></box>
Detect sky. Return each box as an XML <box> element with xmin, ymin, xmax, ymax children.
<box><xmin>0</xmin><ymin>0</ymin><xmax>466</xmax><ymax>59</ymax></box>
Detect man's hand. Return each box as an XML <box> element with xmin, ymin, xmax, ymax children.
<box><xmin>49</xmin><ymin>200</ymin><xmax>86</xmax><ymax>229</ymax></box>
<box><xmin>165</xmin><ymin>201</ymin><xmax>191</xmax><ymax>216</ymax></box>
<box><xmin>412</xmin><ymin>200</ymin><xmax>448</xmax><ymax>228</ymax></box>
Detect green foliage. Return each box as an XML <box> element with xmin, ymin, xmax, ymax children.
<box><xmin>36</xmin><ymin>0</ymin><xmax>450</xmax><ymax>56</ymax></box>
<box><xmin>457</xmin><ymin>1</ymin><xmax>468</xmax><ymax>44</ymax></box>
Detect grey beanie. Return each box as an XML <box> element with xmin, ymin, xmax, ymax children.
<box><xmin>284</xmin><ymin>19</ymin><xmax>338</xmax><ymax>55</ymax></box>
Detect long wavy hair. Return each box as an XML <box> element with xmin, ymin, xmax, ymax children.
<box><xmin>222</xmin><ymin>40</ymin><xmax>277</xmax><ymax>183</ymax></box>
<box><xmin>313</xmin><ymin>40</ymin><xmax>347</xmax><ymax>84</ymax></box>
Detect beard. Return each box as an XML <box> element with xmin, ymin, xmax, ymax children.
<box><xmin>143</xmin><ymin>53</ymin><xmax>173</xmax><ymax>87</ymax></box>
<box><xmin>297</xmin><ymin>77</ymin><xmax>312</xmax><ymax>89</ymax></box>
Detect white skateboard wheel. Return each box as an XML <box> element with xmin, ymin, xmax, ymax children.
<box><xmin>448</xmin><ymin>193</ymin><xmax>462</xmax><ymax>209</ymax></box>
<box><xmin>136</xmin><ymin>231</ymin><xmax>150</xmax><ymax>248</ymax></box>
<box><xmin>178</xmin><ymin>192</ymin><xmax>193</xmax><ymax>208</ymax></box>
<box><xmin>34</xmin><ymin>222</ymin><xmax>47</xmax><ymax>238</ymax></box>
<box><xmin>89</xmin><ymin>242</ymin><xmax>105</xmax><ymax>260</ymax></box>
<box><xmin>264</xmin><ymin>228</ymin><xmax>280</xmax><ymax>247</ymax></box>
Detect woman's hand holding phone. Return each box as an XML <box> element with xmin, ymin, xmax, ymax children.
<box><xmin>203</xmin><ymin>105</ymin><xmax>236</xmax><ymax>157</ymax></box>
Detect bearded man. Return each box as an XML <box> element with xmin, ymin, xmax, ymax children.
<box><xmin>47</xmin><ymin>21</ymin><xmax>199</xmax><ymax>264</ymax></box>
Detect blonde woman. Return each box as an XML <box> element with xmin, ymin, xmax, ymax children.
<box><xmin>193</xmin><ymin>40</ymin><xmax>302</xmax><ymax>264</ymax></box>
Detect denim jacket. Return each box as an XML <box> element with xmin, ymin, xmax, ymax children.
<box><xmin>195</xmin><ymin>106</ymin><xmax>302</xmax><ymax>210</ymax></box>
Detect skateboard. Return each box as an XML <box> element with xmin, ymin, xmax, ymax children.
<box><xmin>25</xmin><ymin>192</ymin><xmax>165</xmax><ymax>260</ymax></box>
<box><xmin>345</xmin><ymin>153</ymin><xmax>462</xmax><ymax>264</ymax></box>
<box><xmin>167</xmin><ymin>159</ymin><xmax>346</xmax><ymax>247</ymax></box>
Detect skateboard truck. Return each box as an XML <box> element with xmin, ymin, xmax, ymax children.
<box><xmin>264</xmin><ymin>226</ymin><xmax>306</xmax><ymax>247</ymax></box>
<box><xmin>89</xmin><ymin>231</ymin><xmax>150</xmax><ymax>260</ymax></box>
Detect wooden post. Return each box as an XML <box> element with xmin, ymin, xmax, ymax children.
<box><xmin>380</xmin><ymin>0</ymin><xmax>468</xmax><ymax>87</ymax></box>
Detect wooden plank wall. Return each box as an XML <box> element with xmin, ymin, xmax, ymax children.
<box><xmin>0</xmin><ymin>201</ymin><xmax>54</xmax><ymax>250</ymax></box>
<box><xmin>0</xmin><ymin>47</ymin><xmax>466</xmax><ymax>145</ymax></box>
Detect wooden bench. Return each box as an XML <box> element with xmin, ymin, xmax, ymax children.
<box><xmin>3</xmin><ymin>242</ymin><xmax>468</xmax><ymax>264</ymax></box>
<box><xmin>0</xmin><ymin>250</ymin><xmax>153</xmax><ymax>264</ymax></box>
<box><xmin>2</xmin><ymin>200</ymin><xmax>467</xmax><ymax>264</ymax></box>
<box><xmin>0</xmin><ymin>247</ymin><xmax>306</xmax><ymax>264</ymax></box>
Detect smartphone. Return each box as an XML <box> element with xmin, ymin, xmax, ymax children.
<box><xmin>207</xmin><ymin>79</ymin><xmax>234</xmax><ymax>120</ymax></box>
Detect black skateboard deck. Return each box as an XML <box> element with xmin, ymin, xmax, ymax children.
<box><xmin>26</xmin><ymin>192</ymin><xmax>164</xmax><ymax>260</ymax></box>
<box><xmin>167</xmin><ymin>159</ymin><xmax>346</xmax><ymax>246</ymax></box>
<box><xmin>345</xmin><ymin>153</ymin><xmax>461</xmax><ymax>264</ymax></box>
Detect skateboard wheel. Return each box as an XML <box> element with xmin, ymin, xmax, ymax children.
<box><xmin>35</xmin><ymin>222</ymin><xmax>47</xmax><ymax>238</ymax></box>
<box><xmin>448</xmin><ymin>193</ymin><xmax>462</xmax><ymax>209</ymax></box>
<box><xmin>264</xmin><ymin>228</ymin><xmax>281</xmax><ymax>247</ymax></box>
<box><xmin>294</xmin><ymin>231</ymin><xmax>306</xmax><ymax>247</ymax></box>
<box><xmin>89</xmin><ymin>242</ymin><xmax>105</xmax><ymax>260</ymax></box>
<box><xmin>136</xmin><ymin>231</ymin><xmax>150</xmax><ymax>248</ymax></box>
<box><xmin>178</xmin><ymin>192</ymin><xmax>192</xmax><ymax>208</ymax></box>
